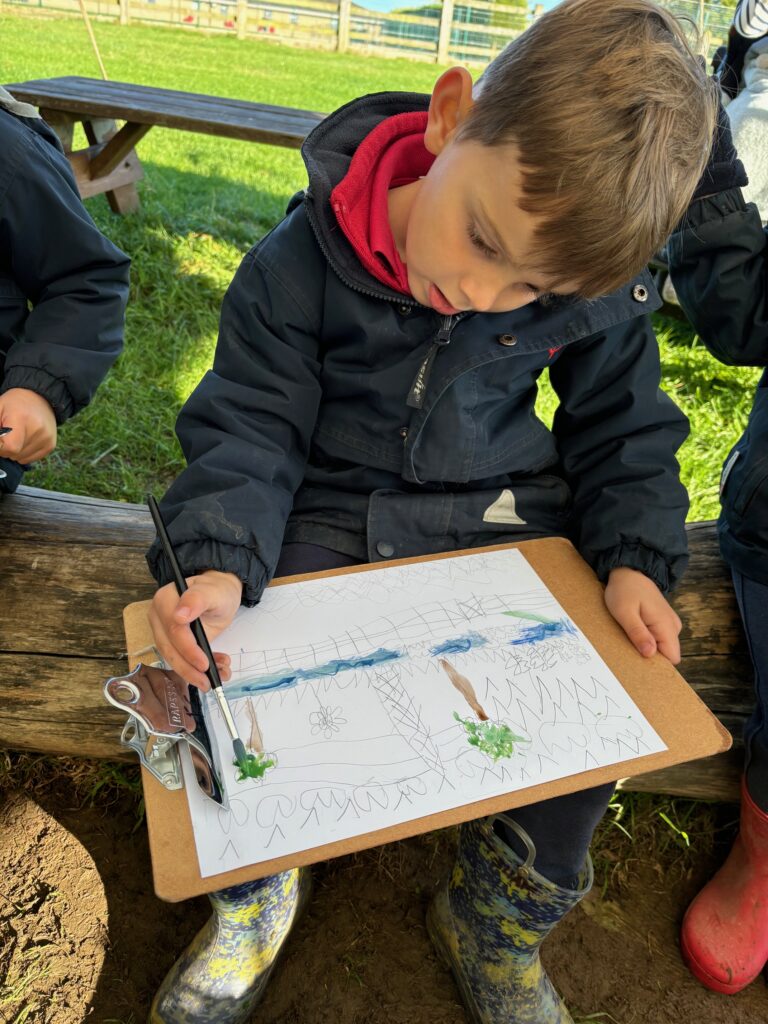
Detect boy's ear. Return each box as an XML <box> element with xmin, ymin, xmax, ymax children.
<box><xmin>424</xmin><ymin>67</ymin><xmax>475</xmax><ymax>156</ymax></box>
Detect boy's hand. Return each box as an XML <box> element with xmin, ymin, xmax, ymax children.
<box><xmin>148</xmin><ymin>570</ymin><xmax>243</xmax><ymax>690</ymax></box>
<box><xmin>604</xmin><ymin>567</ymin><xmax>682</xmax><ymax>664</ymax></box>
<box><xmin>0</xmin><ymin>388</ymin><xmax>57</xmax><ymax>463</ymax></box>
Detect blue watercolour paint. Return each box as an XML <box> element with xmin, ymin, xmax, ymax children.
<box><xmin>508</xmin><ymin>618</ymin><xmax>577</xmax><ymax>646</ymax></box>
<box><xmin>226</xmin><ymin>647</ymin><xmax>403</xmax><ymax>698</ymax></box>
<box><xmin>430</xmin><ymin>632</ymin><xmax>489</xmax><ymax>657</ymax></box>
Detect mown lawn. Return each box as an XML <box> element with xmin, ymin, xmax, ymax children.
<box><xmin>2</xmin><ymin>9</ymin><xmax>761</xmax><ymax>517</ymax></box>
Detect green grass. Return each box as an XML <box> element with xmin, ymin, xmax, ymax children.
<box><xmin>1</xmin><ymin>8</ymin><xmax>761</xmax><ymax>518</ymax></box>
<box><xmin>1</xmin><ymin>10</ymin><xmax>450</xmax><ymax>501</ymax></box>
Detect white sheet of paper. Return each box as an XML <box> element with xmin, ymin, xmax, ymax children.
<box><xmin>180</xmin><ymin>548</ymin><xmax>666</xmax><ymax>877</ymax></box>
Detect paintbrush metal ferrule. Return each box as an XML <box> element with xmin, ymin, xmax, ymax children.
<box><xmin>212</xmin><ymin>686</ymin><xmax>240</xmax><ymax>742</ymax></box>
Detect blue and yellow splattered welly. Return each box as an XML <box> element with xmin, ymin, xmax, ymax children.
<box><xmin>149</xmin><ymin>867</ymin><xmax>310</xmax><ymax>1023</ymax></box>
<box><xmin>427</xmin><ymin>816</ymin><xmax>592</xmax><ymax>1024</ymax></box>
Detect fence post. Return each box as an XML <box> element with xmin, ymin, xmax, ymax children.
<box><xmin>337</xmin><ymin>0</ymin><xmax>351</xmax><ymax>52</ymax></box>
<box><xmin>119</xmin><ymin>0</ymin><xmax>130</xmax><ymax>24</ymax></box>
<box><xmin>237</xmin><ymin>0</ymin><xmax>248</xmax><ymax>37</ymax></box>
<box><xmin>437</xmin><ymin>0</ymin><xmax>454</xmax><ymax>64</ymax></box>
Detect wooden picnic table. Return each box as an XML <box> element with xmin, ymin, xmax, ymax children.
<box><xmin>4</xmin><ymin>76</ymin><xmax>326</xmax><ymax>213</ymax></box>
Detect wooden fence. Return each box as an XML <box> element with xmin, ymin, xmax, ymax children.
<box><xmin>3</xmin><ymin>0</ymin><xmax>738</xmax><ymax>67</ymax></box>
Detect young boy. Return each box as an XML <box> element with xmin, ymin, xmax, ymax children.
<box><xmin>666</xmin><ymin>58</ymin><xmax>768</xmax><ymax>999</ymax></box>
<box><xmin>147</xmin><ymin>2</ymin><xmax>717</xmax><ymax>1021</ymax></box>
<box><xmin>0</xmin><ymin>87</ymin><xmax>129</xmax><ymax>492</ymax></box>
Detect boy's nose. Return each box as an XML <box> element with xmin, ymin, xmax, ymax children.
<box><xmin>460</xmin><ymin>277</ymin><xmax>498</xmax><ymax>313</ymax></box>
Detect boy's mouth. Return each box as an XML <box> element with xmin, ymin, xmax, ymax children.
<box><xmin>428</xmin><ymin>284</ymin><xmax>461</xmax><ymax>316</ymax></box>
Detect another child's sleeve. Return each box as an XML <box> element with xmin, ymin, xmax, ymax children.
<box><xmin>0</xmin><ymin>122</ymin><xmax>130</xmax><ymax>423</ymax></box>
<box><xmin>146</xmin><ymin>217</ymin><xmax>324</xmax><ymax>606</ymax></box>
<box><xmin>667</xmin><ymin>190</ymin><xmax>768</xmax><ymax>365</ymax></box>
<box><xmin>548</xmin><ymin>316</ymin><xmax>689</xmax><ymax>592</ymax></box>
<box><xmin>734</xmin><ymin>0</ymin><xmax>768</xmax><ymax>38</ymax></box>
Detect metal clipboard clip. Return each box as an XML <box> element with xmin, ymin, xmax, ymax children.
<box><xmin>104</xmin><ymin>659</ymin><xmax>227</xmax><ymax>807</ymax></box>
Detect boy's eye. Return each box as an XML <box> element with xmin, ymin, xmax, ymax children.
<box><xmin>524</xmin><ymin>283</ymin><xmax>541</xmax><ymax>295</ymax></box>
<box><xmin>468</xmin><ymin>223</ymin><xmax>498</xmax><ymax>259</ymax></box>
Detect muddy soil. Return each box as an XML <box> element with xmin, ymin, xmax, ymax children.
<box><xmin>0</xmin><ymin>778</ymin><xmax>765</xmax><ymax>1024</ymax></box>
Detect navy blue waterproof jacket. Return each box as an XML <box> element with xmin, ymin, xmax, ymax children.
<box><xmin>0</xmin><ymin>106</ymin><xmax>130</xmax><ymax>492</ymax></box>
<box><xmin>148</xmin><ymin>92</ymin><xmax>690</xmax><ymax>604</ymax></box>
<box><xmin>668</xmin><ymin>188</ymin><xmax>768</xmax><ymax>584</ymax></box>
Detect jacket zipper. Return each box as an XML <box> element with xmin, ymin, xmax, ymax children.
<box><xmin>406</xmin><ymin>315</ymin><xmax>456</xmax><ymax>409</ymax></box>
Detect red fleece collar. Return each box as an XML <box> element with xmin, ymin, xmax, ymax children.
<box><xmin>331</xmin><ymin>111</ymin><xmax>433</xmax><ymax>295</ymax></box>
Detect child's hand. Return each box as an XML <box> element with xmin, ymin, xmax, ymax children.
<box><xmin>0</xmin><ymin>388</ymin><xmax>57</xmax><ymax>463</ymax></box>
<box><xmin>604</xmin><ymin>567</ymin><xmax>682</xmax><ymax>664</ymax></box>
<box><xmin>148</xmin><ymin>570</ymin><xmax>243</xmax><ymax>689</ymax></box>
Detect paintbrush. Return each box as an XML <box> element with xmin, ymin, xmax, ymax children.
<box><xmin>147</xmin><ymin>493</ymin><xmax>248</xmax><ymax>767</ymax></box>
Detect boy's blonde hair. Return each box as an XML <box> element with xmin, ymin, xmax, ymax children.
<box><xmin>461</xmin><ymin>0</ymin><xmax>718</xmax><ymax>298</ymax></box>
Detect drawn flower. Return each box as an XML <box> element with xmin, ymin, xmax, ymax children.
<box><xmin>310</xmin><ymin>706</ymin><xmax>347</xmax><ymax>739</ymax></box>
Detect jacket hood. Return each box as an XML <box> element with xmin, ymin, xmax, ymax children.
<box><xmin>301</xmin><ymin>91</ymin><xmax>430</xmax><ymax>302</ymax></box>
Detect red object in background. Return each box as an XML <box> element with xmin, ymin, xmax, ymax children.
<box><xmin>224</xmin><ymin>18</ymin><xmax>234</xmax><ymax>26</ymax></box>
<box><xmin>183</xmin><ymin>13</ymin><xmax>195</xmax><ymax>21</ymax></box>
<box><xmin>269</xmin><ymin>24</ymin><xmax>275</xmax><ymax>31</ymax></box>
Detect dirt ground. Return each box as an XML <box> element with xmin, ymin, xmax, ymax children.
<box><xmin>1</xmin><ymin>764</ymin><xmax>766</xmax><ymax>1024</ymax></box>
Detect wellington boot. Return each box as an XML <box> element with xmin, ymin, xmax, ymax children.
<box><xmin>149</xmin><ymin>867</ymin><xmax>310</xmax><ymax>1023</ymax></box>
<box><xmin>427</xmin><ymin>814</ymin><xmax>592</xmax><ymax>1024</ymax></box>
<box><xmin>681</xmin><ymin>778</ymin><xmax>768</xmax><ymax>994</ymax></box>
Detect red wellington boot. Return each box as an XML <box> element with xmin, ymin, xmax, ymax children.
<box><xmin>680</xmin><ymin>778</ymin><xmax>768</xmax><ymax>994</ymax></box>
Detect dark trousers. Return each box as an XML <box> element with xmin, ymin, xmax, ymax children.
<box><xmin>274</xmin><ymin>543</ymin><xmax>613</xmax><ymax>887</ymax></box>
<box><xmin>733</xmin><ymin>570</ymin><xmax>768</xmax><ymax>810</ymax></box>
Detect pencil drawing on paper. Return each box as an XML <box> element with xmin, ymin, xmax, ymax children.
<box><xmin>177</xmin><ymin>548</ymin><xmax>667</xmax><ymax>877</ymax></box>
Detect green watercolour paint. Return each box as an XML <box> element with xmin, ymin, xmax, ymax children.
<box><xmin>502</xmin><ymin>610</ymin><xmax>556</xmax><ymax>624</ymax></box>
<box><xmin>453</xmin><ymin>712</ymin><xmax>526</xmax><ymax>762</ymax></box>
<box><xmin>233</xmin><ymin>750</ymin><xmax>275</xmax><ymax>782</ymax></box>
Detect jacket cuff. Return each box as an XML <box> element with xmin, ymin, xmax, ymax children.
<box><xmin>0</xmin><ymin>367</ymin><xmax>75</xmax><ymax>423</ymax></box>
<box><xmin>146</xmin><ymin>538</ymin><xmax>269</xmax><ymax>607</ymax></box>
<box><xmin>591</xmin><ymin>542</ymin><xmax>688</xmax><ymax>594</ymax></box>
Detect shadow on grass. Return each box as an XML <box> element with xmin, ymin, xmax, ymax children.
<box><xmin>109</xmin><ymin>160</ymin><xmax>296</xmax><ymax>253</ymax></box>
<box><xmin>27</xmin><ymin>166</ymin><xmax>293</xmax><ymax>502</ymax></box>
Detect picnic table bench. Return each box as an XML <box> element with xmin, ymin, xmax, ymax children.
<box><xmin>4</xmin><ymin>76</ymin><xmax>326</xmax><ymax>213</ymax></box>
<box><xmin>0</xmin><ymin>486</ymin><xmax>751</xmax><ymax>803</ymax></box>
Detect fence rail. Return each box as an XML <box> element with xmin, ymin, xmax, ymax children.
<box><xmin>4</xmin><ymin>0</ymin><xmax>739</xmax><ymax>66</ymax></box>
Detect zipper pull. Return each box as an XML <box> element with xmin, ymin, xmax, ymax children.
<box><xmin>406</xmin><ymin>315</ymin><xmax>455</xmax><ymax>409</ymax></box>
<box><xmin>435</xmin><ymin>314</ymin><xmax>453</xmax><ymax>345</ymax></box>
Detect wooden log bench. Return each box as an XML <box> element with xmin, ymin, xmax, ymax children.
<box><xmin>4</xmin><ymin>77</ymin><xmax>326</xmax><ymax>214</ymax></box>
<box><xmin>0</xmin><ymin>486</ymin><xmax>750</xmax><ymax>802</ymax></box>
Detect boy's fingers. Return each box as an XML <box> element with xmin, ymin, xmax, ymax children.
<box><xmin>168</xmin><ymin>620</ymin><xmax>210</xmax><ymax>674</ymax></box>
<box><xmin>656</xmin><ymin>635</ymin><xmax>682</xmax><ymax>664</ymax></box>
<box><xmin>617</xmin><ymin>607</ymin><xmax>657</xmax><ymax>657</ymax></box>
<box><xmin>213</xmin><ymin>652</ymin><xmax>232</xmax><ymax>681</ymax></box>
<box><xmin>0</xmin><ymin>431</ymin><xmax>22</xmax><ymax>457</ymax></box>
<box><xmin>647</xmin><ymin>618</ymin><xmax>682</xmax><ymax>665</ymax></box>
<box><xmin>157</xmin><ymin>632</ymin><xmax>211</xmax><ymax>690</ymax></box>
<box><xmin>149</xmin><ymin>593</ymin><xmax>211</xmax><ymax>690</ymax></box>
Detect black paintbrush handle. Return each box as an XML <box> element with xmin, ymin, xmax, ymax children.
<box><xmin>147</xmin><ymin>494</ymin><xmax>223</xmax><ymax>690</ymax></box>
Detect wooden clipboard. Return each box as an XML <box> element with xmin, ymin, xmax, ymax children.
<box><xmin>123</xmin><ymin>538</ymin><xmax>731</xmax><ymax>902</ymax></box>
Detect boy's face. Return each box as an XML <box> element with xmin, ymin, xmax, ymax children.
<box><xmin>388</xmin><ymin>68</ymin><xmax>578</xmax><ymax>314</ymax></box>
